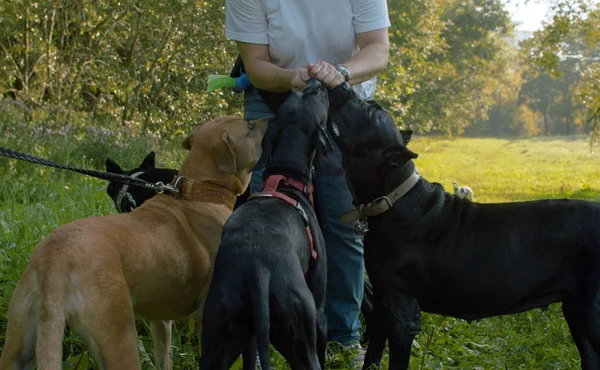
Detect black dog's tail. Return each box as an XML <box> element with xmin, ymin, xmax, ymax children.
<box><xmin>251</xmin><ymin>272</ymin><xmax>271</xmax><ymax>370</ymax></box>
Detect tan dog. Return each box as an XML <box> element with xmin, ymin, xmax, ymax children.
<box><xmin>0</xmin><ymin>116</ymin><xmax>268</xmax><ymax>370</ymax></box>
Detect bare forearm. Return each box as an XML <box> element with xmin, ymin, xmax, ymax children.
<box><xmin>244</xmin><ymin>58</ymin><xmax>294</xmax><ymax>92</ymax></box>
<box><xmin>236</xmin><ymin>41</ymin><xmax>295</xmax><ymax>92</ymax></box>
<box><xmin>344</xmin><ymin>42</ymin><xmax>389</xmax><ymax>85</ymax></box>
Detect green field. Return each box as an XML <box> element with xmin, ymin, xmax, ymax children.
<box><xmin>1</xmin><ymin>132</ymin><xmax>599</xmax><ymax>369</ymax></box>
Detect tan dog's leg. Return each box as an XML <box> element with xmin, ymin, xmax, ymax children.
<box><xmin>0</xmin><ymin>272</ymin><xmax>38</xmax><ymax>370</ymax></box>
<box><xmin>150</xmin><ymin>320</ymin><xmax>172</xmax><ymax>370</ymax></box>
<box><xmin>72</xmin><ymin>279</ymin><xmax>141</xmax><ymax>370</ymax></box>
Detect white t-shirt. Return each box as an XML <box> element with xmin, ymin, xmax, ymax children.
<box><xmin>225</xmin><ymin>0</ymin><xmax>390</xmax><ymax>100</ymax></box>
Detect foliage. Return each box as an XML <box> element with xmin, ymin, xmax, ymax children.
<box><xmin>0</xmin><ymin>0</ymin><xmax>521</xmax><ymax>137</ymax></box>
<box><xmin>378</xmin><ymin>0</ymin><xmax>513</xmax><ymax>135</ymax></box>
<box><xmin>1</xmin><ymin>0</ymin><xmax>596</xmax><ymax>139</ymax></box>
<box><xmin>0</xmin><ymin>0</ymin><xmax>242</xmax><ymax>138</ymax></box>
<box><xmin>521</xmin><ymin>1</ymin><xmax>600</xmax><ymax>140</ymax></box>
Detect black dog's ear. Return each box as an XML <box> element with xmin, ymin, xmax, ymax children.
<box><xmin>399</xmin><ymin>129</ymin><xmax>413</xmax><ymax>146</ymax></box>
<box><xmin>106</xmin><ymin>158</ymin><xmax>124</xmax><ymax>174</ymax></box>
<box><xmin>140</xmin><ymin>151</ymin><xmax>156</xmax><ymax>170</ymax></box>
<box><xmin>251</xmin><ymin>118</ymin><xmax>280</xmax><ymax>172</ymax></box>
<box><xmin>383</xmin><ymin>145</ymin><xmax>418</xmax><ymax>167</ymax></box>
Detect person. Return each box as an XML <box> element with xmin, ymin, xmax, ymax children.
<box><xmin>225</xmin><ymin>0</ymin><xmax>390</xmax><ymax>364</ymax></box>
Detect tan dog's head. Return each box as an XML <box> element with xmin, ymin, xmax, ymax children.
<box><xmin>179</xmin><ymin>115</ymin><xmax>268</xmax><ymax>194</ymax></box>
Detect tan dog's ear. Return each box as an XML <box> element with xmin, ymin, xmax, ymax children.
<box><xmin>213</xmin><ymin>131</ymin><xmax>236</xmax><ymax>174</ymax></box>
<box><xmin>182</xmin><ymin>133</ymin><xmax>193</xmax><ymax>150</ymax></box>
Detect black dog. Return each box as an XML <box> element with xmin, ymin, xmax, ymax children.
<box><xmin>327</xmin><ymin>84</ymin><xmax>600</xmax><ymax>370</ymax></box>
<box><xmin>200</xmin><ymin>79</ymin><xmax>331</xmax><ymax>370</ymax></box>
<box><xmin>105</xmin><ymin>151</ymin><xmax>178</xmax><ymax>213</ymax></box>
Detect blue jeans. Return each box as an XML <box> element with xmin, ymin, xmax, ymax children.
<box><xmin>244</xmin><ymin>87</ymin><xmax>364</xmax><ymax>345</ymax></box>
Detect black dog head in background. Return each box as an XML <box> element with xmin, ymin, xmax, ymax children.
<box><xmin>105</xmin><ymin>152</ymin><xmax>177</xmax><ymax>213</ymax></box>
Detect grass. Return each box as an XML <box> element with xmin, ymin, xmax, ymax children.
<box><xmin>1</xmin><ymin>130</ymin><xmax>599</xmax><ymax>369</ymax></box>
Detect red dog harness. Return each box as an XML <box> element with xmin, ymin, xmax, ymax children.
<box><xmin>250</xmin><ymin>175</ymin><xmax>318</xmax><ymax>267</ymax></box>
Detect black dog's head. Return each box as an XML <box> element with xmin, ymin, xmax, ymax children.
<box><xmin>327</xmin><ymin>85</ymin><xmax>418</xmax><ymax>202</ymax></box>
<box><xmin>256</xmin><ymin>78</ymin><xmax>332</xmax><ymax>183</ymax></box>
<box><xmin>106</xmin><ymin>151</ymin><xmax>155</xmax><ymax>203</ymax></box>
<box><xmin>105</xmin><ymin>152</ymin><xmax>177</xmax><ymax>213</ymax></box>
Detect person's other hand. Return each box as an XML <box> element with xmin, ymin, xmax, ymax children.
<box><xmin>291</xmin><ymin>68</ymin><xmax>311</xmax><ymax>91</ymax></box>
<box><xmin>308</xmin><ymin>61</ymin><xmax>345</xmax><ymax>89</ymax></box>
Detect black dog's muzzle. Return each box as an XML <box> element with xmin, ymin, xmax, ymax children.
<box><xmin>115</xmin><ymin>171</ymin><xmax>145</xmax><ymax>213</ymax></box>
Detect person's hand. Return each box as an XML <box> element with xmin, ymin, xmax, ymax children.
<box><xmin>291</xmin><ymin>68</ymin><xmax>311</xmax><ymax>91</ymax></box>
<box><xmin>308</xmin><ymin>61</ymin><xmax>345</xmax><ymax>89</ymax></box>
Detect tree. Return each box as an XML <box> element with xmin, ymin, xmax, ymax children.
<box><xmin>378</xmin><ymin>0</ymin><xmax>513</xmax><ymax>135</ymax></box>
<box><xmin>522</xmin><ymin>1</ymin><xmax>600</xmax><ymax>139</ymax></box>
<box><xmin>0</xmin><ymin>0</ymin><xmax>242</xmax><ymax>137</ymax></box>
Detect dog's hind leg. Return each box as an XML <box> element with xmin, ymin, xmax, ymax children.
<box><xmin>150</xmin><ymin>320</ymin><xmax>172</xmax><ymax>370</ymax></box>
<box><xmin>72</xmin><ymin>280</ymin><xmax>141</xmax><ymax>370</ymax></box>
<box><xmin>200</xmin><ymin>324</ymin><xmax>251</xmax><ymax>370</ymax></box>
<box><xmin>316</xmin><ymin>307</ymin><xmax>327</xmax><ymax>369</ymax></box>
<box><xmin>200</xmin><ymin>298</ymin><xmax>252</xmax><ymax>370</ymax></box>
<box><xmin>271</xmin><ymin>288</ymin><xmax>321</xmax><ymax>370</ymax></box>
<box><xmin>0</xmin><ymin>273</ymin><xmax>38</xmax><ymax>370</ymax></box>
<box><xmin>563</xmin><ymin>300</ymin><xmax>600</xmax><ymax>369</ymax></box>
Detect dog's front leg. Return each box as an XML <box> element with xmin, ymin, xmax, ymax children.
<box><xmin>385</xmin><ymin>292</ymin><xmax>420</xmax><ymax>370</ymax></box>
<box><xmin>150</xmin><ymin>320</ymin><xmax>173</xmax><ymax>370</ymax></box>
<box><xmin>362</xmin><ymin>295</ymin><xmax>388</xmax><ymax>370</ymax></box>
<box><xmin>242</xmin><ymin>337</ymin><xmax>258</xmax><ymax>370</ymax></box>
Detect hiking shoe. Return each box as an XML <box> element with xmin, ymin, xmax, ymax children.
<box><xmin>343</xmin><ymin>342</ymin><xmax>366</xmax><ymax>369</ymax></box>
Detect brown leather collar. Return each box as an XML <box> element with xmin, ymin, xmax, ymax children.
<box><xmin>170</xmin><ymin>176</ymin><xmax>237</xmax><ymax>211</ymax></box>
<box><xmin>340</xmin><ymin>170</ymin><xmax>420</xmax><ymax>223</ymax></box>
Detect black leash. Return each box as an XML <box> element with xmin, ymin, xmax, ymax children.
<box><xmin>0</xmin><ymin>146</ymin><xmax>178</xmax><ymax>194</ymax></box>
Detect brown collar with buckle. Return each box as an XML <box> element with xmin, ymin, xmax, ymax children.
<box><xmin>340</xmin><ymin>170</ymin><xmax>420</xmax><ymax>223</ymax></box>
<box><xmin>171</xmin><ymin>176</ymin><xmax>237</xmax><ymax>211</ymax></box>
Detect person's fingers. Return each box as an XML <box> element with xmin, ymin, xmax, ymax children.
<box><xmin>290</xmin><ymin>68</ymin><xmax>307</xmax><ymax>91</ymax></box>
<box><xmin>299</xmin><ymin>68</ymin><xmax>311</xmax><ymax>82</ymax></box>
<box><xmin>321</xmin><ymin>68</ymin><xmax>345</xmax><ymax>88</ymax></box>
<box><xmin>329</xmin><ymin>72</ymin><xmax>345</xmax><ymax>88</ymax></box>
<box><xmin>309</xmin><ymin>62</ymin><xmax>325</xmax><ymax>78</ymax></box>
<box><xmin>291</xmin><ymin>77</ymin><xmax>306</xmax><ymax>91</ymax></box>
<box><xmin>316</xmin><ymin>68</ymin><xmax>331</xmax><ymax>83</ymax></box>
<box><xmin>306</xmin><ymin>61</ymin><xmax>344</xmax><ymax>88</ymax></box>
<box><xmin>321</xmin><ymin>70</ymin><xmax>337</xmax><ymax>88</ymax></box>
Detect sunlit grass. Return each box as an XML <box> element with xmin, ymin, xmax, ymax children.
<box><xmin>1</xmin><ymin>132</ymin><xmax>598</xmax><ymax>369</ymax></box>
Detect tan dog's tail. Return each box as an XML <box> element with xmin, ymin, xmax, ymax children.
<box><xmin>251</xmin><ymin>273</ymin><xmax>271</xmax><ymax>370</ymax></box>
<box><xmin>35</xmin><ymin>253</ymin><xmax>69</xmax><ymax>369</ymax></box>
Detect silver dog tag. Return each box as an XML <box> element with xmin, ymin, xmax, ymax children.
<box><xmin>354</xmin><ymin>219</ymin><xmax>369</xmax><ymax>236</ymax></box>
